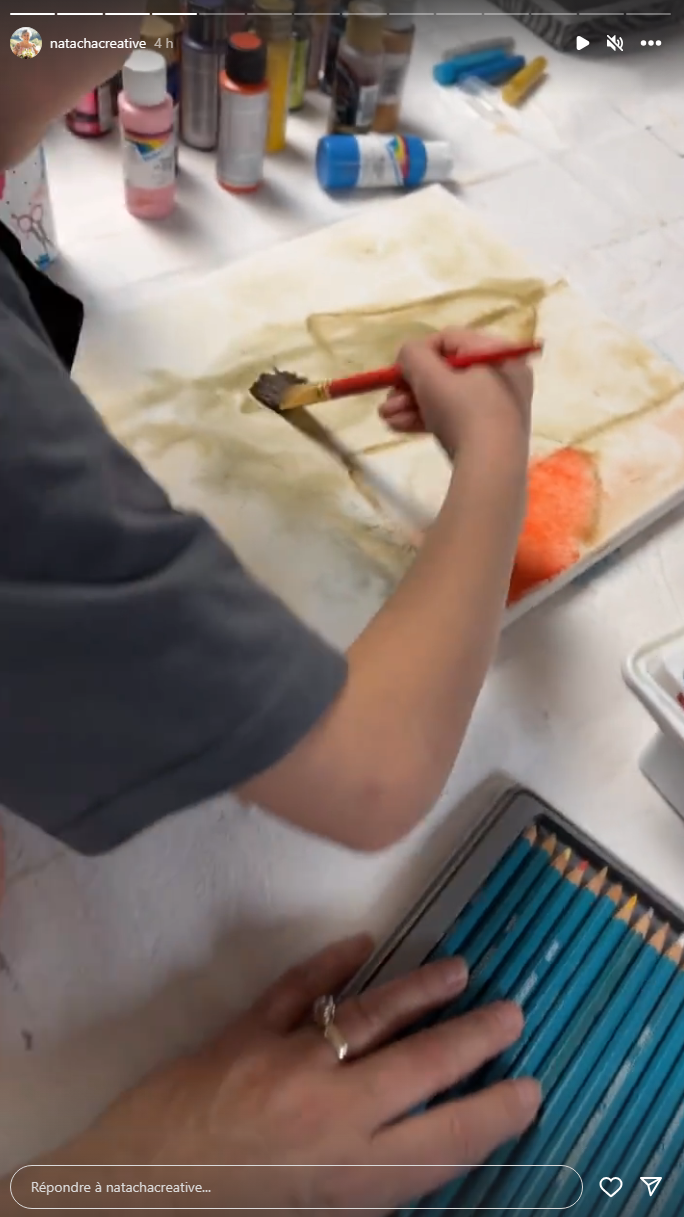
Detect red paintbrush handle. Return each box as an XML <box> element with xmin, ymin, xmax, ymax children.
<box><xmin>326</xmin><ymin>342</ymin><xmax>542</xmax><ymax>399</ymax></box>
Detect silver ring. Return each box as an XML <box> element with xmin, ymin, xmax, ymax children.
<box><xmin>312</xmin><ymin>994</ymin><xmax>349</xmax><ymax>1062</ymax></box>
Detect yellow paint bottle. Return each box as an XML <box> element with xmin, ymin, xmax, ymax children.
<box><xmin>254</xmin><ymin>0</ymin><xmax>294</xmax><ymax>153</ymax></box>
<box><xmin>501</xmin><ymin>56</ymin><xmax>547</xmax><ymax>107</ymax></box>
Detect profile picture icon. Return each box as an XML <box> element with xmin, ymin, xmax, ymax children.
<box><xmin>10</xmin><ymin>27</ymin><xmax>42</xmax><ymax>58</ymax></box>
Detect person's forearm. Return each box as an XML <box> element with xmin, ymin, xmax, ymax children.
<box><xmin>2</xmin><ymin>16</ymin><xmax>144</xmax><ymax>169</ymax></box>
<box><xmin>243</xmin><ymin>427</ymin><xmax>527</xmax><ymax>848</ymax></box>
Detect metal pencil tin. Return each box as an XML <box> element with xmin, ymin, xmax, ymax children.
<box><xmin>180</xmin><ymin>35</ymin><xmax>221</xmax><ymax>149</ymax></box>
<box><xmin>342</xmin><ymin>783</ymin><xmax>684</xmax><ymax>999</ymax></box>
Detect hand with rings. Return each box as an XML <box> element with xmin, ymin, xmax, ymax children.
<box><xmin>19</xmin><ymin>936</ymin><xmax>540</xmax><ymax>1214</ymax></box>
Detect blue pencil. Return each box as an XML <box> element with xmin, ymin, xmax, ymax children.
<box><xmin>473</xmin><ymin>854</ymin><xmax>588</xmax><ymax>1008</ymax></box>
<box><xmin>589</xmin><ymin>997</ymin><xmax>684</xmax><ymax>1217</ymax></box>
<box><xmin>454</xmin><ymin>831</ymin><xmax>556</xmax><ymax>972</ymax></box>
<box><xmin>427</xmin><ymin>886</ymin><xmax>635</xmax><ymax>1214</ymax></box>
<box><xmin>619</xmin><ymin>1083</ymin><xmax>684</xmax><ymax>1217</ymax></box>
<box><xmin>541</xmin><ymin>938</ymin><xmax>684</xmax><ymax>1210</ymax></box>
<box><xmin>427</xmin><ymin>824</ymin><xmax>538</xmax><ymax>963</ymax></box>
<box><xmin>476</xmin><ymin>868</ymin><xmax>614</xmax><ymax>1089</ymax></box>
<box><xmin>649</xmin><ymin>1141</ymin><xmax>684</xmax><ymax>1217</ymax></box>
<box><xmin>494</xmin><ymin>916</ymin><xmax>665</xmax><ymax>1212</ymax></box>
<box><xmin>445</xmin><ymin>841</ymin><xmax>569</xmax><ymax>1018</ymax></box>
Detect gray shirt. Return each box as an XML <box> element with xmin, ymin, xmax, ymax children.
<box><xmin>0</xmin><ymin>223</ymin><xmax>347</xmax><ymax>854</ymax></box>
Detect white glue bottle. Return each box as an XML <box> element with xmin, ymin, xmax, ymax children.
<box><xmin>217</xmin><ymin>32</ymin><xmax>270</xmax><ymax>194</ymax></box>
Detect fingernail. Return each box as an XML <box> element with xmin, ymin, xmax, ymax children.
<box><xmin>496</xmin><ymin>1002</ymin><xmax>524</xmax><ymax>1035</ymax></box>
<box><xmin>515</xmin><ymin>1077</ymin><xmax>542</xmax><ymax>1117</ymax></box>
<box><xmin>443</xmin><ymin>957</ymin><xmax>468</xmax><ymax>989</ymax></box>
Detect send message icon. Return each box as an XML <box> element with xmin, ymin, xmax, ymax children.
<box><xmin>641</xmin><ymin>1178</ymin><xmax>662</xmax><ymax>1197</ymax></box>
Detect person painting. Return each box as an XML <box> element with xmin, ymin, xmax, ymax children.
<box><xmin>1</xmin><ymin>14</ymin><xmax>540</xmax><ymax>1211</ymax></box>
<box><xmin>12</xmin><ymin>29</ymin><xmax>40</xmax><ymax>58</ymax></box>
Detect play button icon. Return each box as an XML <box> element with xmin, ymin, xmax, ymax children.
<box><xmin>576</xmin><ymin>35</ymin><xmax>590</xmax><ymax>49</ymax></box>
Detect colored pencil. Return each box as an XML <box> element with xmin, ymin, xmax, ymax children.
<box><xmin>474</xmin><ymin>854</ymin><xmax>587</xmax><ymax>1008</ymax></box>
<box><xmin>443</xmin><ymin>836</ymin><xmax>564</xmax><ymax>1019</ymax></box>
<box><xmin>649</xmin><ymin>1141</ymin><xmax>684</xmax><ymax>1217</ymax></box>
<box><xmin>426</xmin><ymin>826</ymin><xmax>537</xmax><ymax>963</ymax></box>
<box><xmin>590</xmin><ymin>989</ymin><xmax>684</xmax><ymax>1216</ymax></box>
<box><xmin>452</xmin><ymin>832</ymin><xmax>557</xmax><ymax>973</ymax></box>
<box><xmin>480</xmin><ymin>905</ymin><xmax>653</xmax><ymax>1213</ymax></box>
<box><xmin>478</xmin><ymin>871</ymin><xmax>617</xmax><ymax>1089</ymax></box>
<box><xmin>542</xmin><ymin>938</ymin><xmax>684</xmax><ymax>1210</ymax></box>
<box><xmin>619</xmin><ymin>1084</ymin><xmax>684</xmax><ymax>1217</ymax></box>
<box><xmin>497</xmin><ymin>918</ymin><xmax>666</xmax><ymax>1212</ymax></box>
<box><xmin>429</xmin><ymin>886</ymin><xmax>633</xmax><ymax>1214</ymax></box>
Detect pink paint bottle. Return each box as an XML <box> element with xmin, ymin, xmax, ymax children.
<box><xmin>119</xmin><ymin>50</ymin><xmax>176</xmax><ymax>220</ymax></box>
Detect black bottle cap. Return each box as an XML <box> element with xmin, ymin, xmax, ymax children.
<box><xmin>225</xmin><ymin>31</ymin><xmax>267</xmax><ymax>84</ymax></box>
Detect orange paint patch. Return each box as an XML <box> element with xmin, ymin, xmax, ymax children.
<box><xmin>509</xmin><ymin>447</ymin><xmax>600</xmax><ymax>604</ymax></box>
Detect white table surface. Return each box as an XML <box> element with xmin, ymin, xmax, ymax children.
<box><xmin>3</xmin><ymin>10</ymin><xmax>684</xmax><ymax>1174</ymax></box>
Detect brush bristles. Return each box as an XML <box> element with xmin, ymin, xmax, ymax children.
<box><xmin>281</xmin><ymin>381</ymin><xmax>332</xmax><ymax>411</ymax></box>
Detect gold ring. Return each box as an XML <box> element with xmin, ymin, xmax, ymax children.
<box><xmin>312</xmin><ymin>994</ymin><xmax>349</xmax><ymax>1062</ymax></box>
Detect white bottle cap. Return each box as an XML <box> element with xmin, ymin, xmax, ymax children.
<box><xmin>424</xmin><ymin>140</ymin><xmax>455</xmax><ymax>184</ymax></box>
<box><xmin>122</xmin><ymin>49</ymin><xmax>168</xmax><ymax>107</ymax></box>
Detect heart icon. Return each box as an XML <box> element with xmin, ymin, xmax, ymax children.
<box><xmin>600</xmin><ymin>1178</ymin><xmax>623</xmax><ymax>1198</ymax></box>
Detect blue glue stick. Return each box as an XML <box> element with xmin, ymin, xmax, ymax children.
<box><xmin>316</xmin><ymin>133</ymin><xmax>454</xmax><ymax>193</ymax></box>
<box><xmin>434</xmin><ymin>51</ymin><xmax>525</xmax><ymax>87</ymax></box>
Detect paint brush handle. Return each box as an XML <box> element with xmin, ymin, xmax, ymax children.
<box><xmin>325</xmin><ymin>342</ymin><xmax>543</xmax><ymax>401</ymax></box>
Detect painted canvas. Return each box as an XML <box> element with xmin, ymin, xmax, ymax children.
<box><xmin>74</xmin><ymin>186</ymin><xmax>684</xmax><ymax>636</ymax></box>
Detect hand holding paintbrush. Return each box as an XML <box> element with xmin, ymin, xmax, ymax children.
<box><xmin>250</xmin><ymin>338</ymin><xmax>541</xmax><ymax>414</ymax></box>
<box><xmin>249</xmin><ymin>329</ymin><xmax>539</xmax><ymax>535</ymax></box>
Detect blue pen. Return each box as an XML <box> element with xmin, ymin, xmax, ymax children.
<box><xmin>541</xmin><ymin>942</ymin><xmax>684</xmax><ymax>1210</ymax></box>
<box><xmin>427</xmin><ymin>827</ymin><xmax>536</xmax><ymax>963</ymax></box>
<box><xmin>589</xmin><ymin>1001</ymin><xmax>684</xmax><ymax>1217</ymax></box>
<box><xmin>494</xmin><ymin>918</ymin><xmax>664</xmax><ymax>1212</ymax></box>
<box><xmin>447</xmin><ymin>890</ymin><xmax>639</xmax><ymax>1213</ymax></box>
<box><xmin>433</xmin><ymin>47</ymin><xmax>521</xmax><ymax>86</ymax></box>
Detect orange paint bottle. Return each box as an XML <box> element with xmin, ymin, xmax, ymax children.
<box><xmin>217</xmin><ymin>32</ymin><xmax>270</xmax><ymax>194</ymax></box>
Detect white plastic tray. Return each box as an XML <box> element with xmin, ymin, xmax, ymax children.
<box><xmin>623</xmin><ymin>626</ymin><xmax>684</xmax><ymax>746</ymax></box>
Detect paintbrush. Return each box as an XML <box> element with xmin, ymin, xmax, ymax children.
<box><xmin>249</xmin><ymin>341</ymin><xmax>542</xmax><ymax>412</ymax></box>
<box><xmin>249</xmin><ymin>370</ymin><xmax>429</xmax><ymax>543</ymax></box>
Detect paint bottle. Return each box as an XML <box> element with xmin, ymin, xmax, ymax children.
<box><xmin>181</xmin><ymin>3</ymin><xmax>225</xmax><ymax>151</ymax></box>
<box><xmin>119</xmin><ymin>50</ymin><xmax>176</xmax><ymax>219</ymax></box>
<box><xmin>321</xmin><ymin>0</ymin><xmax>348</xmax><ymax>94</ymax></box>
<box><xmin>306</xmin><ymin>0</ymin><xmax>331</xmax><ymax>89</ymax></box>
<box><xmin>190</xmin><ymin>0</ymin><xmax>228</xmax><ymax>46</ymax></box>
<box><xmin>217</xmin><ymin>31</ymin><xmax>269</xmax><ymax>192</ymax></box>
<box><xmin>66</xmin><ymin>79</ymin><xmax>117</xmax><ymax>137</ymax></box>
<box><xmin>329</xmin><ymin>0</ymin><xmax>384</xmax><ymax>135</ymax></box>
<box><xmin>141</xmin><ymin>17</ymin><xmax>181</xmax><ymax>171</ymax></box>
<box><xmin>372</xmin><ymin>3</ymin><xmax>415</xmax><ymax>134</ymax></box>
<box><xmin>316</xmin><ymin>132</ymin><xmax>454</xmax><ymax>192</ymax></box>
<box><xmin>225</xmin><ymin>0</ymin><xmax>253</xmax><ymax>39</ymax></box>
<box><xmin>253</xmin><ymin>0</ymin><xmax>294</xmax><ymax>154</ymax></box>
<box><xmin>288</xmin><ymin>4</ymin><xmax>310</xmax><ymax>112</ymax></box>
